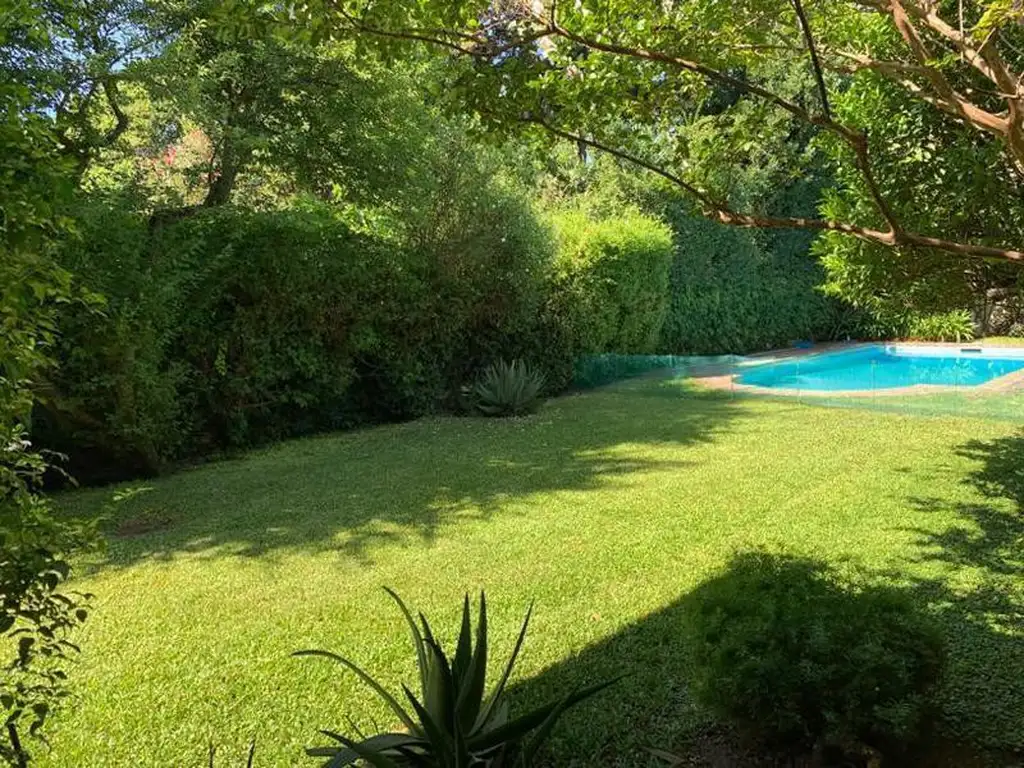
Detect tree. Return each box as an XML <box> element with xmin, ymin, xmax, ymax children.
<box><xmin>1</xmin><ymin>6</ymin><xmax>99</xmax><ymax>764</ymax></box>
<box><xmin>0</xmin><ymin>0</ymin><xmax>188</xmax><ymax>179</ymax></box>
<box><xmin>246</xmin><ymin>0</ymin><xmax>1024</xmax><ymax>265</ymax></box>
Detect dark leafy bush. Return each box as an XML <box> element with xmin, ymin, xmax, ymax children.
<box><xmin>40</xmin><ymin>151</ymin><xmax>688</xmax><ymax>481</ymax></box>
<box><xmin>32</xmin><ymin>201</ymin><xmax>187</xmax><ymax>478</ymax></box>
<box><xmin>39</xmin><ymin>177</ymin><xmax>557</xmax><ymax>478</ymax></box>
<box><xmin>682</xmin><ymin>552</ymin><xmax>945</xmax><ymax>755</ymax></box>
<box><xmin>472</xmin><ymin>359</ymin><xmax>546</xmax><ymax>417</ymax></box>
<box><xmin>659</xmin><ymin>215</ymin><xmax>854</xmax><ymax>355</ymax></box>
<box><xmin>0</xmin><ymin>72</ymin><xmax>99</xmax><ymax>765</ymax></box>
<box><xmin>297</xmin><ymin>589</ymin><xmax>616</xmax><ymax>767</ymax></box>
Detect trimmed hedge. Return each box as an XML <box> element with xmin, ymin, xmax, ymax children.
<box><xmin>37</xmin><ymin>193</ymin><xmax>553</xmax><ymax>478</ymax></box>
<box><xmin>36</xmin><ymin>197</ymin><xmax>675</xmax><ymax>480</ymax></box>
<box><xmin>547</xmin><ymin>209</ymin><xmax>674</xmax><ymax>354</ymax></box>
<box><xmin>659</xmin><ymin>215</ymin><xmax>852</xmax><ymax>355</ymax></box>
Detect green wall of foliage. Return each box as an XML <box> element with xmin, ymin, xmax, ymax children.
<box><xmin>35</xmin><ymin>198</ymin><xmax>673</xmax><ymax>480</ymax></box>
<box><xmin>659</xmin><ymin>215</ymin><xmax>852</xmax><ymax>355</ymax></box>
<box><xmin>548</xmin><ymin>209</ymin><xmax>674</xmax><ymax>355</ymax></box>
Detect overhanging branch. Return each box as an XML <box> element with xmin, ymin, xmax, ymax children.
<box><xmin>334</xmin><ymin>3</ymin><xmax>1024</xmax><ymax>263</ymax></box>
<box><xmin>790</xmin><ymin>0</ymin><xmax>832</xmax><ymax>119</ymax></box>
<box><xmin>523</xmin><ymin>116</ymin><xmax>1024</xmax><ymax>261</ymax></box>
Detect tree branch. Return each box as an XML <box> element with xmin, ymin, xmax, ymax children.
<box><xmin>901</xmin><ymin>0</ymin><xmax>1017</xmax><ymax>92</ymax></box>
<box><xmin>790</xmin><ymin>0</ymin><xmax>832</xmax><ymax>119</ymax></box>
<box><xmin>864</xmin><ymin>0</ymin><xmax>1024</xmax><ymax>168</ymax></box>
<box><xmin>338</xmin><ymin>6</ymin><xmax>1024</xmax><ymax>263</ymax></box>
<box><xmin>539</xmin><ymin>17</ymin><xmax>905</xmax><ymax>234</ymax></box>
<box><xmin>329</xmin><ymin>0</ymin><xmax>549</xmax><ymax>60</ymax></box>
<box><xmin>523</xmin><ymin>116</ymin><xmax>1024</xmax><ymax>262</ymax></box>
<box><xmin>521</xmin><ymin>115</ymin><xmax>722</xmax><ymax>211</ymax></box>
<box><xmin>545</xmin><ymin>16</ymin><xmax>855</xmax><ymax>140</ymax></box>
<box><xmin>101</xmin><ymin>78</ymin><xmax>129</xmax><ymax>147</ymax></box>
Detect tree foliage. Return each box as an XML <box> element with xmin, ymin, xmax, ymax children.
<box><xmin>1</xmin><ymin>5</ymin><xmax>99</xmax><ymax>762</ymax></box>
<box><xmin>259</xmin><ymin>0</ymin><xmax>1024</xmax><ymax>268</ymax></box>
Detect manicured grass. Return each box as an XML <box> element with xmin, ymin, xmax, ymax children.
<box><xmin>46</xmin><ymin>377</ymin><xmax>1024</xmax><ymax>766</ymax></box>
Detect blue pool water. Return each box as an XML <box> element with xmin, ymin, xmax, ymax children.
<box><xmin>738</xmin><ymin>345</ymin><xmax>1024</xmax><ymax>391</ymax></box>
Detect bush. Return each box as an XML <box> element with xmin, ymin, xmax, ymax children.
<box><xmin>682</xmin><ymin>552</ymin><xmax>945</xmax><ymax>754</ymax></box>
<box><xmin>0</xmin><ymin>79</ymin><xmax>101</xmax><ymax>764</ymax></box>
<box><xmin>472</xmin><ymin>359</ymin><xmax>546</xmax><ymax>417</ymax></box>
<box><xmin>906</xmin><ymin>310</ymin><xmax>975</xmax><ymax>342</ymax></box>
<box><xmin>297</xmin><ymin>589</ymin><xmax>616</xmax><ymax>767</ymax></box>
<box><xmin>38</xmin><ymin>178</ymin><xmax>558</xmax><ymax>478</ymax></box>
<box><xmin>32</xmin><ymin>201</ymin><xmax>186</xmax><ymax>478</ymax></box>
<box><xmin>659</xmin><ymin>215</ymin><xmax>852</xmax><ymax>354</ymax></box>
<box><xmin>547</xmin><ymin>209</ymin><xmax>674</xmax><ymax>355</ymax></box>
<box><xmin>566</xmin><ymin>157</ymin><xmax>860</xmax><ymax>354</ymax></box>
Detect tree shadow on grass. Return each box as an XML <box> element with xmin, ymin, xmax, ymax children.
<box><xmin>498</xmin><ymin>434</ymin><xmax>1024</xmax><ymax>766</ymax></box>
<box><xmin>896</xmin><ymin>432</ymin><xmax>1024</xmax><ymax>757</ymax></box>
<box><xmin>906</xmin><ymin>433</ymin><xmax>1024</xmax><ymax>577</ymax></box>
<box><xmin>71</xmin><ymin>379</ymin><xmax>742</xmax><ymax>569</ymax></box>
<box><xmin>504</xmin><ymin>549</ymin><xmax>1022</xmax><ymax>768</ymax></box>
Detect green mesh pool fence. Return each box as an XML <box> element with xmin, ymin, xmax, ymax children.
<box><xmin>779</xmin><ymin>388</ymin><xmax>1024</xmax><ymax>423</ymax></box>
<box><xmin>572</xmin><ymin>352</ymin><xmax>1024</xmax><ymax>423</ymax></box>
<box><xmin>573</xmin><ymin>353</ymin><xmax>745</xmax><ymax>389</ymax></box>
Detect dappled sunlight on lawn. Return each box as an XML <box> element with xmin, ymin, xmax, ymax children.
<box><xmin>66</xmin><ymin>378</ymin><xmax>738</xmax><ymax>569</ymax></box>
<box><xmin>42</xmin><ymin>379</ymin><xmax>1024</xmax><ymax>766</ymax></box>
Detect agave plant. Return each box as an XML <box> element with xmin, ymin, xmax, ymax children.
<box><xmin>472</xmin><ymin>359</ymin><xmax>546</xmax><ymax>417</ymax></box>
<box><xmin>296</xmin><ymin>589</ymin><xmax>616</xmax><ymax>767</ymax></box>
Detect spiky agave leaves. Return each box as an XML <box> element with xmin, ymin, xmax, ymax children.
<box><xmin>473</xmin><ymin>359</ymin><xmax>546</xmax><ymax>417</ymax></box>
<box><xmin>295</xmin><ymin>589</ymin><xmax>617</xmax><ymax>767</ymax></box>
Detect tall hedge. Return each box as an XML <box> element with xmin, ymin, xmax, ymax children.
<box><xmin>37</xmin><ymin>191</ymin><xmax>554</xmax><ymax>479</ymax></box>
<box><xmin>545</xmin><ymin>156</ymin><xmax>857</xmax><ymax>356</ymax></box>
<box><xmin>659</xmin><ymin>215</ymin><xmax>848</xmax><ymax>355</ymax></box>
<box><xmin>547</xmin><ymin>209</ymin><xmax>674</xmax><ymax>354</ymax></box>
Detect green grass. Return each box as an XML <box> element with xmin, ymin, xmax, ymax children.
<box><xmin>44</xmin><ymin>377</ymin><xmax>1024</xmax><ymax>766</ymax></box>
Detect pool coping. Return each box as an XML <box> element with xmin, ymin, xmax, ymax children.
<box><xmin>691</xmin><ymin>341</ymin><xmax>1024</xmax><ymax>398</ymax></box>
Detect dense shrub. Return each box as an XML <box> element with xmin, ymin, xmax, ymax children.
<box><xmin>32</xmin><ymin>202</ymin><xmax>187</xmax><ymax>477</ymax></box>
<box><xmin>0</xmin><ymin>69</ymin><xmax>99</xmax><ymax>764</ymax></box>
<box><xmin>547</xmin><ymin>209</ymin><xmax>674</xmax><ymax>354</ymax></box>
<box><xmin>857</xmin><ymin>308</ymin><xmax>976</xmax><ymax>343</ymax></box>
<box><xmin>683</xmin><ymin>552</ymin><xmax>945</xmax><ymax>754</ymax></box>
<box><xmin>37</xmin><ymin>181</ymin><xmax>557</xmax><ymax>477</ymax></box>
<box><xmin>906</xmin><ymin>310</ymin><xmax>975</xmax><ymax>342</ymax></box>
<box><xmin>659</xmin><ymin>215</ymin><xmax>856</xmax><ymax>355</ymax></box>
<box><xmin>551</xmin><ymin>153</ymin><xmax>861</xmax><ymax>354</ymax></box>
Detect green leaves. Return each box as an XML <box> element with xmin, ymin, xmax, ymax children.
<box><xmin>472</xmin><ymin>359</ymin><xmax>547</xmax><ymax>417</ymax></box>
<box><xmin>681</xmin><ymin>552</ymin><xmax>945</xmax><ymax>752</ymax></box>
<box><xmin>298</xmin><ymin>589</ymin><xmax>616</xmax><ymax>767</ymax></box>
<box><xmin>548</xmin><ymin>207</ymin><xmax>674</xmax><ymax>355</ymax></box>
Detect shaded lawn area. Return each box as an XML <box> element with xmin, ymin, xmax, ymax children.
<box><xmin>45</xmin><ymin>377</ymin><xmax>1024</xmax><ymax>766</ymax></box>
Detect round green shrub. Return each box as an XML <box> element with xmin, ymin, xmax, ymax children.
<box><xmin>682</xmin><ymin>552</ymin><xmax>945</xmax><ymax>753</ymax></box>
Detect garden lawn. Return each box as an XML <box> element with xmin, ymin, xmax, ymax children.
<box><xmin>46</xmin><ymin>377</ymin><xmax>1024</xmax><ymax>766</ymax></box>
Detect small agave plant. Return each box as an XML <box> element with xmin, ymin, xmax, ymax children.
<box><xmin>295</xmin><ymin>589</ymin><xmax>615</xmax><ymax>767</ymax></box>
<box><xmin>472</xmin><ymin>359</ymin><xmax>546</xmax><ymax>417</ymax></box>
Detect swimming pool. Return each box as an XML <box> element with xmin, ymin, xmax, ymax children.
<box><xmin>737</xmin><ymin>345</ymin><xmax>1024</xmax><ymax>392</ymax></box>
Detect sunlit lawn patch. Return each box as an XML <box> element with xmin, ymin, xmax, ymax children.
<box><xmin>47</xmin><ymin>377</ymin><xmax>1024</xmax><ymax>766</ymax></box>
